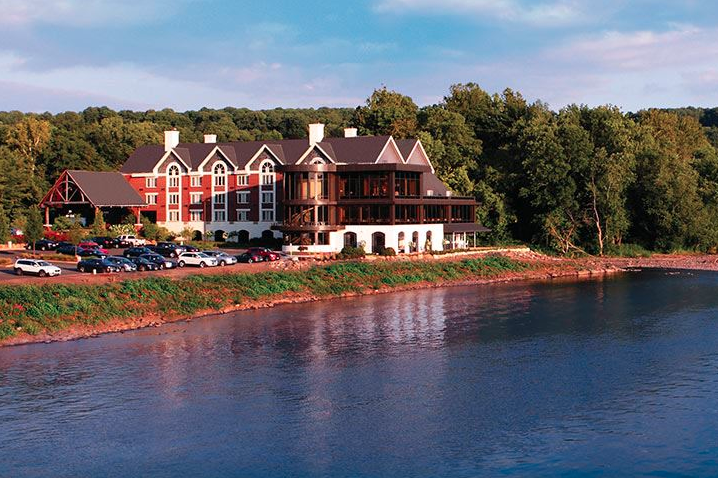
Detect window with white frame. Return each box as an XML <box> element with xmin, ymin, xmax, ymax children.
<box><xmin>190</xmin><ymin>176</ymin><xmax>201</xmax><ymax>187</ymax></box>
<box><xmin>214</xmin><ymin>210</ymin><xmax>226</xmax><ymax>222</ymax></box>
<box><xmin>168</xmin><ymin>165</ymin><xmax>180</xmax><ymax>188</ymax></box>
<box><xmin>261</xmin><ymin>192</ymin><xmax>274</xmax><ymax>204</ymax></box>
<box><xmin>236</xmin><ymin>191</ymin><xmax>250</xmax><ymax>203</ymax></box>
<box><xmin>190</xmin><ymin>192</ymin><xmax>202</xmax><ymax>204</ymax></box>
<box><xmin>261</xmin><ymin>161</ymin><xmax>274</xmax><ymax>185</ymax></box>
<box><xmin>169</xmin><ymin>193</ymin><xmax>180</xmax><ymax>205</ymax></box>
<box><xmin>213</xmin><ymin>163</ymin><xmax>226</xmax><ymax>187</ymax></box>
<box><xmin>236</xmin><ymin>174</ymin><xmax>249</xmax><ymax>186</ymax></box>
<box><xmin>145</xmin><ymin>193</ymin><xmax>158</xmax><ymax>205</ymax></box>
<box><xmin>168</xmin><ymin>210</ymin><xmax>180</xmax><ymax>222</ymax></box>
<box><xmin>190</xmin><ymin>210</ymin><xmax>203</xmax><ymax>222</ymax></box>
<box><xmin>146</xmin><ymin>177</ymin><xmax>157</xmax><ymax>188</ymax></box>
<box><xmin>236</xmin><ymin>209</ymin><xmax>249</xmax><ymax>221</ymax></box>
<box><xmin>261</xmin><ymin>210</ymin><xmax>274</xmax><ymax>222</ymax></box>
<box><xmin>213</xmin><ymin>193</ymin><xmax>225</xmax><ymax>205</ymax></box>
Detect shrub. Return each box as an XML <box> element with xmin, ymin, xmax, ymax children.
<box><xmin>379</xmin><ymin>247</ymin><xmax>396</xmax><ymax>257</ymax></box>
<box><xmin>338</xmin><ymin>246</ymin><xmax>366</xmax><ymax>260</ymax></box>
<box><xmin>605</xmin><ymin>243</ymin><xmax>652</xmax><ymax>258</ymax></box>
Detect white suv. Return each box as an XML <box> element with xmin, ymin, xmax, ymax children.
<box><xmin>177</xmin><ymin>252</ymin><xmax>218</xmax><ymax>268</ymax></box>
<box><xmin>14</xmin><ymin>259</ymin><xmax>62</xmax><ymax>277</ymax></box>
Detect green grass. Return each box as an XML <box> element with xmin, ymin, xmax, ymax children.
<box><xmin>0</xmin><ymin>255</ymin><xmax>530</xmax><ymax>341</ymax></box>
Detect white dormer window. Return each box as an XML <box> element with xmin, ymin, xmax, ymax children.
<box><xmin>309</xmin><ymin>157</ymin><xmax>325</xmax><ymax>165</ymax></box>
<box><xmin>213</xmin><ymin>163</ymin><xmax>226</xmax><ymax>187</ymax></box>
<box><xmin>260</xmin><ymin>161</ymin><xmax>274</xmax><ymax>186</ymax></box>
<box><xmin>167</xmin><ymin>165</ymin><xmax>180</xmax><ymax>188</ymax></box>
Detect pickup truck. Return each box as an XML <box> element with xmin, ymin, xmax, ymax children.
<box><xmin>117</xmin><ymin>234</ymin><xmax>146</xmax><ymax>247</ymax></box>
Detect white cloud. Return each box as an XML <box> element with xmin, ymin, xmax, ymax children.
<box><xmin>0</xmin><ymin>0</ymin><xmax>184</xmax><ymax>27</ymax></box>
<box><xmin>374</xmin><ymin>0</ymin><xmax>588</xmax><ymax>26</ymax></box>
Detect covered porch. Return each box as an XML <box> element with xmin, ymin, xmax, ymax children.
<box><xmin>443</xmin><ymin>223</ymin><xmax>491</xmax><ymax>250</ymax></box>
<box><xmin>40</xmin><ymin>170</ymin><xmax>147</xmax><ymax>228</ymax></box>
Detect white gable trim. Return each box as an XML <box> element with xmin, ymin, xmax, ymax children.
<box><xmin>197</xmin><ymin>146</ymin><xmax>236</xmax><ymax>172</ymax></box>
<box><xmin>295</xmin><ymin>144</ymin><xmax>336</xmax><ymax>165</ymax></box>
<box><xmin>245</xmin><ymin>144</ymin><xmax>284</xmax><ymax>171</ymax></box>
<box><xmin>152</xmin><ymin>150</ymin><xmax>191</xmax><ymax>174</ymax></box>
<box><xmin>374</xmin><ymin>137</ymin><xmax>404</xmax><ymax>165</ymax></box>
<box><xmin>404</xmin><ymin>139</ymin><xmax>435</xmax><ymax>174</ymax></box>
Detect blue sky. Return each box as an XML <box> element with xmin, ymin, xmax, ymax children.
<box><xmin>1</xmin><ymin>0</ymin><xmax>718</xmax><ymax>112</ymax></box>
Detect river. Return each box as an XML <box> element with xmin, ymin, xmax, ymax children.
<box><xmin>2</xmin><ymin>269</ymin><xmax>718</xmax><ymax>477</ymax></box>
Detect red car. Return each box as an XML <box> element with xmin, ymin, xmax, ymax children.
<box><xmin>78</xmin><ymin>241</ymin><xmax>109</xmax><ymax>254</ymax></box>
<box><xmin>246</xmin><ymin>247</ymin><xmax>280</xmax><ymax>261</ymax></box>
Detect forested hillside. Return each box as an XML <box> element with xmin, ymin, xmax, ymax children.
<box><xmin>2</xmin><ymin>84</ymin><xmax>718</xmax><ymax>254</ymax></box>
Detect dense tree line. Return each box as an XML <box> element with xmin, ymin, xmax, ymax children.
<box><xmin>2</xmin><ymin>85</ymin><xmax>718</xmax><ymax>254</ymax></box>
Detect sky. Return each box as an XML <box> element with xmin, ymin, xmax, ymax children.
<box><xmin>1</xmin><ymin>0</ymin><xmax>718</xmax><ymax>113</ymax></box>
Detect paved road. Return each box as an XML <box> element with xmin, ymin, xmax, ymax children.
<box><xmin>0</xmin><ymin>247</ymin><xmax>290</xmax><ymax>285</ymax></box>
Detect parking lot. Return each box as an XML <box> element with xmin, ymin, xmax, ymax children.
<box><xmin>0</xmin><ymin>247</ymin><xmax>293</xmax><ymax>285</ymax></box>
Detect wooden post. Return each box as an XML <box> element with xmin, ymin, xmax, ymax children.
<box><xmin>44</xmin><ymin>206</ymin><xmax>50</xmax><ymax>227</ymax></box>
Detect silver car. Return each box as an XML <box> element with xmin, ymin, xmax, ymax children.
<box><xmin>202</xmin><ymin>250</ymin><xmax>238</xmax><ymax>266</ymax></box>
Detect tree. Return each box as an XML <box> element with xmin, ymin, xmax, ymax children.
<box><xmin>5</xmin><ymin>117</ymin><xmax>51</xmax><ymax>173</ymax></box>
<box><xmin>24</xmin><ymin>207</ymin><xmax>44</xmax><ymax>254</ymax></box>
<box><xmin>0</xmin><ymin>206</ymin><xmax>9</xmax><ymax>244</ymax></box>
<box><xmin>353</xmin><ymin>87</ymin><xmax>418</xmax><ymax>138</ymax></box>
<box><xmin>91</xmin><ymin>210</ymin><xmax>107</xmax><ymax>236</ymax></box>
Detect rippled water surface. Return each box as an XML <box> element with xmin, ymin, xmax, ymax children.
<box><xmin>2</xmin><ymin>270</ymin><xmax>718</xmax><ymax>477</ymax></box>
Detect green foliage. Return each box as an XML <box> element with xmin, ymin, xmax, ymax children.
<box><xmin>67</xmin><ymin>222</ymin><xmax>86</xmax><ymax>245</ymax></box>
<box><xmin>52</xmin><ymin>215</ymin><xmax>80</xmax><ymax>231</ymax></box>
<box><xmin>90</xmin><ymin>210</ymin><xmax>106</xmax><ymax>236</ymax></box>
<box><xmin>338</xmin><ymin>246</ymin><xmax>366</xmax><ymax>259</ymax></box>
<box><xmin>24</xmin><ymin>207</ymin><xmax>44</xmax><ymax>248</ymax></box>
<box><xmin>0</xmin><ymin>206</ymin><xmax>8</xmax><ymax>243</ymax></box>
<box><xmin>605</xmin><ymin>243</ymin><xmax>653</xmax><ymax>258</ymax></box>
<box><xmin>378</xmin><ymin>247</ymin><xmax>396</xmax><ymax>256</ymax></box>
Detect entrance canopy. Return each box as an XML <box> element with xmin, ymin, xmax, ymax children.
<box><xmin>41</xmin><ymin>170</ymin><xmax>146</xmax><ymax>208</ymax></box>
<box><xmin>40</xmin><ymin>170</ymin><xmax>146</xmax><ymax>226</ymax></box>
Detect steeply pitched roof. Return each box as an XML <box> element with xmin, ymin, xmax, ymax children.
<box><xmin>395</xmin><ymin>139</ymin><xmax>418</xmax><ymax>158</ymax></box>
<box><xmin>67</xmin><ymin>170</ymin><xmax>146</xmax><ymax>207</ymax></box>
<box><xmin>121</xmin><ymin>135</ymin><xmax>407</xmax><ymax>173</ymax></box>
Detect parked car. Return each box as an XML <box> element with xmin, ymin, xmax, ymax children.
<box><xmin>177</xmin><ymin>252</ymin><xmax>218</xmax><ymax>268</ymax></box>
<box><xmin>237</xmin><ymin>252</ymin><xmax>262</xmax><ymax>263</ymax></box>
<box><xmin>77</xmin><ymin>258</ymin><xmax>120</xmax><ymax>273</ymax></box>
<box><xmin>152</xmin><ymin>242</ymin><xmax>185</xmax><ymax>258</ymax></box>
<box><xmin>202</xmin><ymin>250</ymin><xmax>238</xmax><ymax>266</ymax></box>
<box><xmin>128</xmin><ymin>256</ymin><xmax>160</xmax><ymax>272</ymax></box>
<box><xmin>13</xmin><ymin>259</ymin><xmax>62</xmax><ymax>277</ymax></box>
<box><xmin>77</xmin><ymin>247</ymin><xmax>108</xmax><ymax>259</ymax></box>
<box><xmin>123</xmin><ymin>246</ymin><xmax>154</xmax><ymax>258</ymax></box>
<box><xmin>78</xmin><ymin>241</ymin><xmax>109</xmax><ymax>254</ymax></box>
<box><xmin>117</xmin><ymin>234</ymin><xmax>146</xmax><ymax>246</ymax></box>
<box><xmin>91</xmin><ymin>236</ymin><xmax>123</xmax><ymax>249</ymax></box>
<box><xmin>24</xmin><ymin>239</ymin><xmax>59</xmax><ymax>251</ymax></box>
<box><xmin>104</xmin><ymin>256</ymin><xmax>137</xmax><ymax>272</ymax></box>
<box><xmin>56</xmin><ymin>244</ymin><xmax>78</xmax><ymax>255</ymax></box>
<box><xmin>246</xmin><ymin>247</ymin><xmax>280</xmax><ymax>261</ymax></box>
<box><xmin>140</xmin><ymin>253</ymin><xmax>176</xmax><ymax>269</ymax></box>
<box><xmin>182</xmin><ymin>244</ymin><xmax>199</xmax><ymax>252</ymax></box>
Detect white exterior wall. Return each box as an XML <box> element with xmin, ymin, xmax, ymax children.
<box><xmin>158</xmin><ymin>220</ymin><xmax>280</xmax><ymax>240</ymax></box>
<box><xmin>283</xmin><ymin>223</ymin><xmax>445</xmax><ymax>253</ymax></box>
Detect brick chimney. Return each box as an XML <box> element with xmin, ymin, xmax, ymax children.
<box><xmin>164</xmin><ymin>129</ymin><xmax>179</xmax><ymax>152</ymax></box>
<box><xmin>308</xmin><ymin>123</ymin><xmax>324</xmax><ymax>145</ymax></box>
<box><xmin>344</xmin><ymin>128</ymin><xmax>358</xmax><ymax>138</ymax></box>
<box><xmin>204</xmin><ymin>134</ymin><xmax>217</xmax><ymax>144</ymax></box>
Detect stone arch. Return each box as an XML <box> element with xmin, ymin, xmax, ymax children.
<box><xmin>398</xmin><ymin>231</ymin><xmax>406</xmax><ymax>253</ymax></box>
<box><xmin>237</xmin><ymin>230</ymin><xmax>250</xmax><ymax>243</ymax></box>
<box><xmin>261</xmin><ymin>229</ymin><xmax>274</xmax><ymax>241</ymax></box>
<box><xmin>193</xmin><ymin>230</ymin><xmax>203</xmax><ymax>241</ymax></box>
<box><xmin>412</xmin><ymin>231</ymin><xmax>419</xmax><ymax>252</ymax></box>
<box><xmin>214</xmin><ymin>229</ymin><xmax>226</xmax><ymax>242</ymax></box>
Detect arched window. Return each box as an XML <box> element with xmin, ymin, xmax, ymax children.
<box><xmin>344</xmin><ymin>232</ymin><xmax>357</xmax><ymax>248</ymax></box>
<box><xmin>167</xmin><ymin>164</ymin><xmax>180</xmax><ymax>188</ymax></box>
<box><xmin>213</xmin><ymin>163</ymin><xmax>226</xmax><ymax>187</ymax></box>
<box><xmin>371</xmin><ymin>232</ymin><xmax>385</xmax><ymax>254</ymax></box>
<box><xmin>261</xmin><ymin>161</ymin><xmax>275</xmax><ymax>186</ymax></box>
<box><xmin>309</xmin><ymin>157</ymin><xmax>325</xmax><ymax>165</ymax></box>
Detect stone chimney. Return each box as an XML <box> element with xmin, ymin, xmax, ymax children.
<box><xmin>344</xmin><ymin>128</ymin><xmax>358</xmax><ymax>138</ymax></box>
<box><xmin>164</xmin><ymin>129</ymin><xmax>179</xmax><ymax>152</ymax></box>
<box><xmin>204</xmin><ymin>134</ymin><xmax>217</xmax><ymax>144</ymax></box>
<box><xmin>308</xmin><ymin>123</ymin><xmax>325</xmax><ymax>145</ymax></box>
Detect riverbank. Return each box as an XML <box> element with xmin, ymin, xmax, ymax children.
<box><xmin>0</xmin><ymin>251</ymin><xmax>624</xmax><ymax>347</ymax></box>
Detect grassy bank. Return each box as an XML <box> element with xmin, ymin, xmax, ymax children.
<box><xmin>0</xmin><ymin>256</ymin><xmax>530</xmax><ymax>341</ymax></box>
